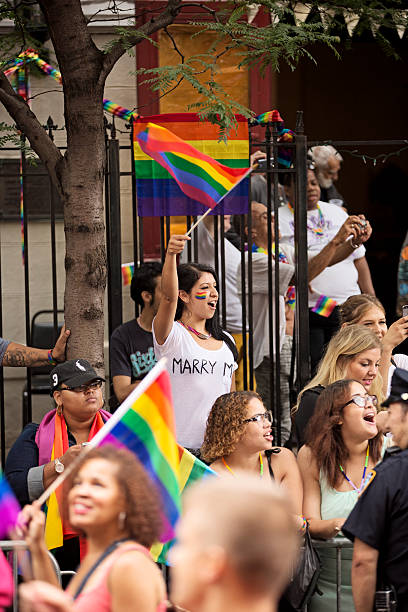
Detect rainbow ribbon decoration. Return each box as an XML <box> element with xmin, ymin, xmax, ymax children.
<box><xmin>121</xmin><ymin>262</ymin><xmax>134</xmax><ymax>286</ymax></box>
<box><xmin>4</xmin><ymin>49</ymin><xmax>139</xmax><ymax>122</ymax></box>
<box><xmin>136</xmin><ymin>122</ymin><xmax>251</xmax><ymax>211</ymax></box>
<box><xmin>311</xmin><ymin>294</ymin><xmax>337</xmax><ymax>318</ymax></box>
<box><xmin>0</xmin><ymin>468</ymin><xmax>21</xmax><ymax>538</ymax></box>
<box><xmin>255</xmin><ymin>109</ymin><xmax>295</xmax><ymax>168</ymax></box>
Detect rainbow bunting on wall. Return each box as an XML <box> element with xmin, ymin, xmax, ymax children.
<box><xmin>311</xmin><ymin>294</ymin><xmax>337</xmax><ymax>318</ymax></box>
<box><xmin>121</xmin><ymin>262</ymin><xmax>134</xmax><ymax>286</ymax></box>
<box><xmin>89</xmin><ymin>361</ymin><xmax>181</xmax><ymax>542</ymax></box>
<box><xmin>133</xmin><ymin>114</ymin><xmax>250</xmax><ymax>217</ymax></box>
<box><xmin>0</xmin><ymin>469</ymin><xmax>20</xmax><ymax>539</ymax></box>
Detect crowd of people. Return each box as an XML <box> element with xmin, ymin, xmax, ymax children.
<box><xmin>1</xmin><ymin>144</ymin><xmax>408</xmax><ymax>611</ymax></box>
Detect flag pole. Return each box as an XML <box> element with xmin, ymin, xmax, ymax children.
<box><xmin>185</xmin><ymin>207</ymin><xmax>212</xmax><ymax>237</ymax></box>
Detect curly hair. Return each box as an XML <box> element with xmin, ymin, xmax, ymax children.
<box><xmin>339</xmin><ymin>294</ymin><xmax>385</xmax><ymax>326</ymax></box>
<box><xmin>64</xmin><ymin>445</ymin><xmax>162</xmax><ymax>547</ymax></box>
<box><xmin>305</xmin><ymin>379</ymin><xmax>383</xmax><ymax>489</ymax></box>
<box><xmin>201</xmin><ymin>391</ymin><xmax>262</xmax><ymax>463</ymax></box>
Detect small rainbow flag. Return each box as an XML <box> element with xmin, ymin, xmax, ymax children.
<box><xmin>0</xmin><ymin>469</ymin><xmax>20</xmax><ymax>538</ymax></box>
<box><xmin>136</xmin><ymin>122</ymin><xmax>251</xmax><ymax>213</ymax></box>
<box><xmin>89</xmin><ymin>361</ymin><xmax>181</xmax><ymax>542</ymax></box>
<box><xmin>311</xmin><ymin>294</ymin><xmax>337</xmax><ymax>318</ymax></box>
<box><xmin>195</xmin><ymin>292</ymin><xmax>207</xmax><ymax>299</ymax></box>
<box><xmin>121</xmin><ymin>262</ymin><xmax>134</xmax><ymax>286</ymax></box>
<box><xmin>151</xmin><ymin>444</ymin><xmax>216</xmax><ymax>564</ymax></box>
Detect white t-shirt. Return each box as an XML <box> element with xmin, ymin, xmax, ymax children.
<box><xmin>279</xmin><ymin>201</ymin><xmax>365</xmax><ymax>308</ymax></box>
<box><xmin>152</xmin><ymin>321</ymin><xmax>237</xmax><ymax>449</ymax></box>
<box><xmin>237</xmin><ymin>244</ymin><xmax>295</xmax><ymax>369</ymax></box>
<box><xmin>387</xmin><ymin>353</ymin><xmax>408</xmax><ymax>394</ymax></box>
<box><xmin>180</xmin><ymin>222</ymin><xmax>243</xmax><ymax>333</ymax></box>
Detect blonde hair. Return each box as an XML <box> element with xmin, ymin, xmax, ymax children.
<box><xmin>339</xmin><ymin>294</ymin><xmax>385</xmax><ymax>326</ymax></box>
<box><xmin>295</xmin><ymin>325</ymin><xmax>384</xmax><ymax>411</ymax></box>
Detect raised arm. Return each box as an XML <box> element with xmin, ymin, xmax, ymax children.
<box><xmin>153</xmin><ymin>235</ymin><xmax>190</xmax><ymax>345</ymax></box>
<box><xmin>379</xmin><ymin>315</ymin><xmax>408</xmax><ymax>394</ymax></box>
<box><xmin>297</xmin><ymin>445</ymin><xmax>346</xmax><ymax>539</ymax></box>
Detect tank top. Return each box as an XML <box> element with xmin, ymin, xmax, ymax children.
<box><xmin>69</xmin><ymin>542</ymin><xmax>167</xmax><ymax>612</ymax></box>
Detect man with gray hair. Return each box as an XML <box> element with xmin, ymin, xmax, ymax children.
<box><xmin>309</xmin><ymin>145</ymin><xmax>346</xmax><ymax>206</ymax></box>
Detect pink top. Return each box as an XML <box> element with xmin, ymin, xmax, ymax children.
<box><xmin>69</xmin><ymin>543</ymin><xmax>167</xmax><ymax>612</ymax></box>
<box><xmin>0</xmin><ymin>551</ymin><xmax>13</xmax><ymax>609</ymax></box>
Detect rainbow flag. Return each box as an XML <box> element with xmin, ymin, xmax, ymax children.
<box><xmin>311</xmin><ymin>294</ymin><xmax>337</xmax><ymax>318</ymax></box>
<box><xmin>0</xmin><ymin>469</ymin><xmax>20</xmax><ymax>538</ymax></box>
<box><xmin>151</xmin><ymin>445</ymin><xmax>216</xmax><ymax>564</ymax></box>
<box><xmin>133</xmin><ymin>114</ymin><xmax>250</xmax><ymax>216</ymax></box>
<box><xmin>121</xmin><ymin>262</ymin><xmax>134</xmax><ymax>286</ymax></box>
<box><xmin>89</xmin><ymin>361</ymin><xmax>181</xmax><ymax>542</ymax></box>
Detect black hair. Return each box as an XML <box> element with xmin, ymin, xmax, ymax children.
<box><xmin>130</xmin><ymin>262</ymin><xmax>162</xmax><ymax>309</ymax></box>
<box><xmin>175</xmin><ymin>262</ymin><xmax>238</xmax><ymax>362</ymax></box>
<box><xmin>282</xmin><ymin>157</ymin><xmax>316</xmax><ymax>187</ymax></box>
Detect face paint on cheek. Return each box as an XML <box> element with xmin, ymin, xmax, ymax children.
<box><xmin>195</xmin><ymin>292</ymin><xmax>207</xmax><ymax>300</ymax></box>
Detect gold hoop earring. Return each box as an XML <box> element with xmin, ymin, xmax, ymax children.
<box><xmin>118</xmin><ymin>511</ymin><xmax>126</xmax><ymax>531</ymax></box>
<box><xmin>56</xmin><ymin>405</ymin><xmax>63</xmax><ymax>416</ymax></box>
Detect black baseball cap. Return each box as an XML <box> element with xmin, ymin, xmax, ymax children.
<box><xmin>382</xmin><ymin>368</ymin><xmax>408</xmax><ymax>407</ymax></box>
<box><xmin>50</xmin><ymin>359</ymin><xmax>105</xmax><ymax>395</ymax></box>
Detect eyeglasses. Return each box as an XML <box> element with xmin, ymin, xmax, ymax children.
<box><xmin>342</xmin><ymin>394</ymin><xmax>378</xmax><ymax>409</ymax></box>
<box><xmin>62</xmin><ymin>380</ymin><xmax>103</xmax><ymax>394</ymax></box>
<box><xmin>243</xmin><ymin>412</ymin><xmax>272</xmax><ymax>424</ymax></box>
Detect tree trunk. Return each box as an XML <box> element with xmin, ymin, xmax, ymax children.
<box><xmin>59</xmin><ymin>89</ymin><xmax>107</xmax><ymax>371</ymax></box>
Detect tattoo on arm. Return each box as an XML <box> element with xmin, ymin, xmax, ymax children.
<box><xmin>2</xmin><ymin>347</ymin><xmax>47</xmax><ymax>367</ymax></box>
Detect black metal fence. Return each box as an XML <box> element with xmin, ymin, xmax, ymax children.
<box><xmin>3</xmin><ymin>113</ymin><xmax>405</xmax><ymax>465</ymax></box>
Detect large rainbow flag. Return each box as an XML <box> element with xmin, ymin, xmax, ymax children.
<box><xmin>0</xmin><ymin>469</ymin><xmax>20</xmax><ymax>538</ymax></box>
<box><xmin>133</xmin><ymin>113</ymin><xmax>250</xmax><ymax>216</ymax></box>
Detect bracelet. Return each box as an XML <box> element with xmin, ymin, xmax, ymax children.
<box><xmin>301</xmin><ymin>516</ymin><xmax>308</xmax><ymax>533</ymax></box>
<box><xmin>47</xmin><ymin>349</ymin><xmax>57</xmax><ymax>366</ymax></box>
<box><xmin>350</xmin><ymin>239</ymin><xmax>361</xmax><ymax>249</ymax></box>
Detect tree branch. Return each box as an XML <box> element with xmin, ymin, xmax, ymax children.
<box><xmin>100</xmin><ymin>0</ymin><xmax>182</xmax><ymax>82</ymax></box>
<box><xmin>0</xmin><ymin>70</ymin><xmax>63</xmax><ymax>188</ymax></box>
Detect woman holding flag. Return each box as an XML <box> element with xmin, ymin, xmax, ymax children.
<box><xmin>153</xmin><ymin>234</ymin><xmax>238</xmax><ymax>453</ymax></box>
<box><xmin>5</xmin><ymin>359</ymin><xmax>110</xmax><ymax>572</ymax></box>
<box><xmin>18</xmin><ymin>445</ymin><xmax>167</xmax><ymax>612</ymax></box>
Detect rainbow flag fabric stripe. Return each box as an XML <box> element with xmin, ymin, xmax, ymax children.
<box><xmin>89</xmin><ymin>361</ymin><xmax>181</xmax><ymax>542</ymax></box>
<box><xmin>133</xmin><ymin>114</ymin><xmax>250</xmax><ymax>216</ymax></box>
<box><xmin>0</xmin><ymin>469</ymin><xmax>20</xmax><ymax>538</ymax></box>
<box><xmin>151</xmin><ymin>445</ymin><xmax>216</xmax><ymax>564</ymax></box>
<box><xmin>121</xmin><ymin>262</ymin><xmax>134</xmax><ymax>286</ymax></box>
<box><xmin>311</xmin><ymin>294</ymin><xmax>337</xmax><ymax>318</ymax></box>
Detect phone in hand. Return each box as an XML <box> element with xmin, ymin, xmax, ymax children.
<box><xmin>403</xmin><ymin>305</ymin><xmax>408</xmax><ymax>318</ymax></box>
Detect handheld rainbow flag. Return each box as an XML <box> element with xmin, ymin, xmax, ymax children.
<box><xmin>88</xmin><ymin>360</ymin><xmax>181</xmax><ymax>542</ymax></box>
<box><xmin>150</xmin><ymin>444</ymin><xmax>216</xmax><ymax>564</ymax></box>
<box><xmin>0</xmin><ymin>469</ymin><xmax>20</xmax><ymax>538</ymax></box>
<box><xmin>133</xmin><ymin>114</ymin><xmax>250</xmax><ymax>217</ymax></box>
<box><xmin>311</xmin><ymin>294</ymin><xmax>337</xmax><ymax>318</ymax></box>
<box><xmin>136</xmin><ymin>122</ymin><xmax>251</xmax><ymax>213</ymax></box>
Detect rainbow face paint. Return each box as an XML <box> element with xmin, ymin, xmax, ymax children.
<box><xmin>195</xmin><ymin>291</ymin><xmax>207</xmax><ymax>300</ymax></box>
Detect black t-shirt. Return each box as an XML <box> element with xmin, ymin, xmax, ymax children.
<box><xmin>294</xmin><ymin>385</ymin><xmax>324</xmax><ymax>449</ymax></box>
<box><xmin>342</xmin><ymin>448</ymin><xmax>408</xmax><ymax>608</ymax></box>
<box><xmin>109</xmin><ymin>319</ymin><xmax>156</xmax><ymax>382</ymax></box>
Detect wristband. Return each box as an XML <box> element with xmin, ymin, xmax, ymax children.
<box><xmin>47</xmin><ymin>349</ymin><xmax>57</xmax><ymax>366</ymax></box>
<box><xmin>301</xmin><ymin>516</ymin><xmax>308</xmax><ymax>533</ymax></box>
<box><xmin>350</xmin><ymin>239</ymin><xmax>360</xmax><ymax>249</ymax></box>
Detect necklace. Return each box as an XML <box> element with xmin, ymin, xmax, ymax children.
<box><xmin>339</xmin><ymin>446</ymin><xmax>369</xmax><ymax>493</ymax></box>
<box><xmin>222</xmin><ymin>453</ymin><xmax>264</xmax><ymax>477</ymax></box>
<box><xmin>252</xmin><ymin>242</ymin><xmax>289</xmax><ymax>263</ymax></box>
<box><xmin>178</xmin><ymin>319</ymin><xmax>212</xmax><ymax>340</ymax></box>
<box><xmin>288</xmin><ymin>201</ymin><xmax>325</xmax><ymax>237</ymax></box>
